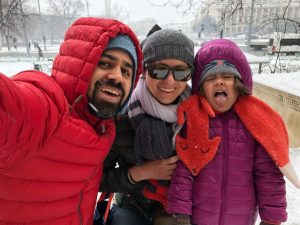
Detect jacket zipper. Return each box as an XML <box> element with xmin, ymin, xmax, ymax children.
<box><xmin>218</xmin><ymin>118</ymin><xmax>229</xmax><ymax>225</ymax></box>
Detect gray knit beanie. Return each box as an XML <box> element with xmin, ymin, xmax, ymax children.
<box><xmin>142</xmin><ymin>29</ymin><xmax>194</xmax><ymax>68</ymax></box>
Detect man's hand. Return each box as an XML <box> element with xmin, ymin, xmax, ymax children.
<box><xmin>129</xmin><ymin>156</ymin><xmax>179</xmax><ymax>182</ymax></box>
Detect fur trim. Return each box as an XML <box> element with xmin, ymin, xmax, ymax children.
<box><xmin>176</xmin><ymin>95</ymin><xmax>221</xmax><ymax>176</ymax></box>
<box><xmin>234</xmin><ymin>96</ymin><xmax>289</xmax><ymax>167</ymax></box>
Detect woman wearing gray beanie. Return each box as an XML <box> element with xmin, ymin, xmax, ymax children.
<box><xmin>97</xmin><ymin>26</ymin><xmax>194</xmax><ymax>225</ymax></box>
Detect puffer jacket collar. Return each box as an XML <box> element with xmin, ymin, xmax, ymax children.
<box><xmin>51</xmin><ymin>17</ymin><xmax>143</xmax><ymax>126</ymax></box>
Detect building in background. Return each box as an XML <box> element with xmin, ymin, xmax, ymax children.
<box><xmin>196</xmin><ymin>0</ymin><xmax>300</xmax><ymax>37</ymax></box>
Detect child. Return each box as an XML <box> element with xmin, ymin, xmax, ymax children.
<box><xmin>167</xmin><ymin>39</ymin><xmax>300</xmax><ymax>225</ymax></box>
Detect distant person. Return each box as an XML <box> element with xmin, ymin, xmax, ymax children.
<box><xmin>37</xmin><ymin>43</ymin><xmax>44</xmax><ymax>60</ymax></box>
<box><xmin>0</xmin><ymin>17</ymin><xmax>143</xmax><ymax>225</ymax></box>
<box><xmin>99</xmin><ymin>27</ymin><xmax>194</xmax><ymax>225</ymax></box>
<box><xmin>167</xmin><ymin>38</ymin><xmax>300</xmax><ymax>225</ymax></box>
<box><xmin>12</xmin><ymin>37</ymin><xmax>17</xmax><ymax>50</ymax></box>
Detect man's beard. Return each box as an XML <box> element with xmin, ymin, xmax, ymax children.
<box><xmin>88</xmin><ymin>80</ymin><xmax>125</xmax><ymax>119</ymax></box>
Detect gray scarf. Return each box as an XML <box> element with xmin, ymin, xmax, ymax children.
<box><xmin>128</xmin><ymin>75</ymin><xmax>191</xmax><ymax>164</ymax></box>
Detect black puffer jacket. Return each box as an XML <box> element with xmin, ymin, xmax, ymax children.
<box><xmin>100</xmin><ymin>115</ymin><xmax>161</xmax><ymax>221</ymax></box>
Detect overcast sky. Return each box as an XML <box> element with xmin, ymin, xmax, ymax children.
<box><xmin>87</xmin><ymin>0</ymin><xmax>195</xmax><ymax>25</ymax></box>
<box><xmin>33</xmin><ymin>0</ymin><xmax>195</xmax><ymax>25</ymax></box>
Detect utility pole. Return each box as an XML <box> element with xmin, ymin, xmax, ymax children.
<box><xmin>37</xmin><ymin>0</ymin><xmax>46</xmax><ymax>50</ymax></box>
<box><xmin>246</xmin><ymin>0</ymin><xmax>255</xmax><ymax>51</ymax></box>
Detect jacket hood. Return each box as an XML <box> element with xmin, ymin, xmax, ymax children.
<box><xmin>192</xmin><ymin>39</ymin><xmax>252</xmax><ymax>94</ymax></box>
<box><xmin>51</xmin><ymin>17</ymin><xmax>143</xmax><ymax>121</ymax></box>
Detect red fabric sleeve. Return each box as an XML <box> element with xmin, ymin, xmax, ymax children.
<box><xmin>0</xmin><ymin>72</ymin><xmax>62</xmax><ymax>167</ymax></box>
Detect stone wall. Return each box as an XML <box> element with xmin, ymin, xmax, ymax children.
<box><xmin>253</xmin><ymin>82</ymin><xmax>300</xmax><ymax>148</ymax></box>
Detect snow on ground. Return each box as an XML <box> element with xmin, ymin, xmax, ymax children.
<box><xmin>0</xmin><ymin>61</ymin><xmax>34</xmax><ymax>76</ymax></box>
<box><xmin>253</xmin><ymin>72</ymin><xmax>300</xmax><ymax>97</ymax></box>
<box><xmin>0</xmin><ymin>45</ymin><xmax>60</xmax><ymax>54</ymax></box>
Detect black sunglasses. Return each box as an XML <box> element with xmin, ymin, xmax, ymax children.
<box><xmin>145</xmin><ymin>63</ymin><xmax>193</xmax><ymax>81</ymax></box>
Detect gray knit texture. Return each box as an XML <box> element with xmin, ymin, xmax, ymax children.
<box><xmin>200</xmin><ymin>61</ymin><xmax>241</xmax><ymax>84</ymax></box>
<box><xmin>142</xmin><ymin>29</ymin><xmax>194</xmax><ymax>67</ymax></box>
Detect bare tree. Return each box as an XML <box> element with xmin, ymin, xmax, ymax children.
<box><xmin>47</xmin><ymin>0</ymin><xmax>85</xmax><ymax>30</ymax></box>
<box><xmin>150</xmin><ymin>0</ymin><xmax>299</xmax><ymax>36</ymax></box>
<box><xmin>254</xmin><ymin>0</ymin><xmax>300</xmax><ymax>34</ymax></box>
<box><xmin>262</xmin><ymin>0</ymin><xmax>299</xmax><ymax>73</ymax></box>
<box><xmin>0</xmin><ymin>0</ymin><xmax>22</xmax><ymax>51</ymax></box>
<box><xmin>149</xmin><ymin>0</ymin><xmax>243</xmax><ymax>27</ymax></box>
<box><xmin>102</xmin><ymin>0</ymin><xmax>125</xmax><ymax>21</ymax></box>
<box><xmin>149</xmin><ymin>0</ymin><xmax>205</xmax><ymax>16</ymax></box>
<box><xmin>18</xmin><ymin>0</ymin><xmax>30</xmax><ymax>54</ymax></box>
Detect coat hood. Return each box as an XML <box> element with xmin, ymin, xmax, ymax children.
<box><xmin>51</xmin><ymin>17</ymin><xmax>143</xmax><ymax>121</ymax></box>
<box><xmin>192</xmin><ymin>38</ymin><xmax>252</xmax><ymax>94</ymax></box>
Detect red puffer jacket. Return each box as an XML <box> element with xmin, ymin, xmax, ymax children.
<box><xmin>0</xmin><ymin>18</ymin><xmax>142</xmax><ymax>225</ymax></box>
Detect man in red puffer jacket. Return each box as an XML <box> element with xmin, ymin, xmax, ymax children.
<box><xmin>0</xmin><ymin>17</ymin><xmax>143</xmax><ymax>225</ymax></box>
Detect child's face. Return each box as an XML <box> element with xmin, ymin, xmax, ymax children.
<box><xmin>202</xmin><ymin>73</ymin><xmax>239</xmax><ymax>113</ymax></box>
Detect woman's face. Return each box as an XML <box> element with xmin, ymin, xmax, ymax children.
<box><xmin>145</xmin><ymin>59</ymin><xmax>191</xmax><ymax>105</ymax></box>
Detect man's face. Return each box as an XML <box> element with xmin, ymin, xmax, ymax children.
<box><xmin>145</xmin><ymin>59</ymin><xmax>189</xmax><ymax>105</ymax></box>
<box><xmin>202</xmin><ymin>73</ymin><xmax>239</xmax><ymax>113</ymax></box>
<box><xmin>87</xmin><ymin>49</ymin><xmax>133</xmax><ymax>119</ymax></box>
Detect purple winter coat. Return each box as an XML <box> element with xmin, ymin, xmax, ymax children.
<box><xmin>167</xmin><ymin>39</ymin><xmax>287</xmax><ymax>225</ymax></box>
<box><xmin>167</xmin><ymin>108</ymin><xmax>287</xmax><ymax>225</ymax></box>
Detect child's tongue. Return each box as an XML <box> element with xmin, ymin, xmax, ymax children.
<box><xmin>214</xmin><ymin>94</ymin><xmax>226</xmax><ymax>106</ymax></box>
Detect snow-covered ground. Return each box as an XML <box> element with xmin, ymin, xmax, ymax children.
<box><xmin>253</xmin><ymin>72</ymin><xmax>300</xmax><ymax>97</ymax></box>
<box><xmin>0</xmin><ymin>57</ymin><xmax>299</xmax><ymax>224</ymax></box>
<box><xmin>0</xmin><ymin>61</ymin><xmax>34</xmax><ymax>76</ymax></box>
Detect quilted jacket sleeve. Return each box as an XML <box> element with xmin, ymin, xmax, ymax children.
<box><xmin>0</xmin><ymin>72</ymin><xmax>62</xmax><ymax>167</ymax></box>
<box><xmin>167</xmin><ymin>160</ymin><xmax>194</xmax><ymax>215</ymax></box>
<box><xmin>254</xmin><ymin>143</ymin><xmax>287</xmax><ymax>224</ymax></box>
